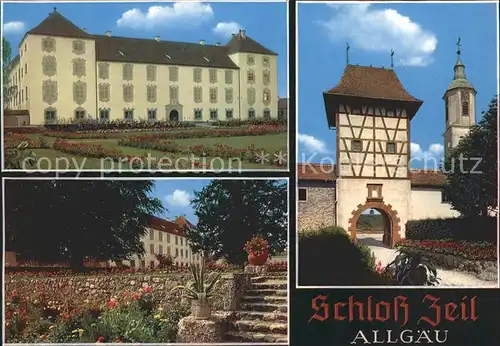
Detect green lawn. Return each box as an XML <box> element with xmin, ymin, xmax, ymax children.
<box><xmin>23</xmin><ymin>133</ymin><xmax>287</xmax><ymax>170</ymax></box>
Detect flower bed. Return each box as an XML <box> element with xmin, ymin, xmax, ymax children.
<box><xmin>266</xmin><ymin>261</ymin><xmax>287</xmax><ymax>272</ymax></box>
<box><xmin>118</xmin><ymin>138</ymin><xmax>183</xmax><ymax>153</ymax></box>
<box><xmin>5</xmin><ymin>126</ymin><xmax>47</xmax><ymax>134</ymax></box>
<box><xmin>45</xmin><ymin>120</ymin><xmax>196</xmax><ymax>132</ymax></box>
<box><xmin>4</xmin><ymin>133</ymin><xmax>51</xmax><ymax>149</ymax></box>
<box><xmin>214</xmin><ymin>119</ymin><xmax>287</xmax><ymax>127</ymax></box>
<box><xmin>53</xmin><ymin>139</ymin><xmax>124</xmax><ymax>160</ymax></box>
<box><xmin>397</xmin><ymin>239</ymin><xmax>497</xmax><ymax>261</ymax></box>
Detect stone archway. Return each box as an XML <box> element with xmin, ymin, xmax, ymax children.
<box><xmin>169</xmin><ymin>109</ymin><xmax>179</xmax><ymax>122</ymax></box>
<box><xmin>347</xmin><ymin>202</ymin><xmax>401</xmax><ymax>248</ymax></box>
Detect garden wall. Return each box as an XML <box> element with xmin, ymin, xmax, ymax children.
<box><xmin>5</xmin><ymin>272</ymin><xmax>251</xmax><ymax>311</ymax></box>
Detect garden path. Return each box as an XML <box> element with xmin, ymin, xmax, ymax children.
<box><xmin>357</xmin><ymin>234</ymin><xmax>497</xmax><ymax>288</ymax></box>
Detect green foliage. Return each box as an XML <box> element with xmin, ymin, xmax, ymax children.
<box><xmin>357</xmin><ymin>214</ymin><xmax>384</xmax><ymax>230</ymax></box>
<box><xmin>187</xmin><ymin>180</ymin><xmax>288</xmax><ymax>265</ymax></box>
<box><xmin>298</xmin><ymin>226</ymin><xmax>385</xmax><ymax>286</ymax></box>
<box><xmin>4</xmin><ymin>147</ymin><xmax>38</xmax><ymax>169</ymax></box>
<box><xmin>4</xmin><ymin>180</ymin><xmax>164</xmax><ymax>270</ymax></box>
<box><xmin>2</xmin><ymin>37</ymin><xmax>17</xmax><ymax>105</ymax></box>
<box><xmin>443</xmin><ymin>96</ymin><xmax>497</xmax><ymax>216</ymax></box>
<box><xmin>172</xmin><ymin>263</ymin><xmax>222</xmax><ymax>306</ymax></box>
<box><xmin>406</xmin><ymin>217</ymin><xmax>496</xmax><ymax>243</ymax></box>
<box><xmin>384</xmin><ymin>249</ymin><xmax>440</xmax><ymax>286</ymax></box>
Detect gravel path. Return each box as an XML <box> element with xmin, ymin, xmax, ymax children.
<box><xmin>357</xmin><ymin>234</ymin><xmax>497</xmax><ymax>287</ymax></box>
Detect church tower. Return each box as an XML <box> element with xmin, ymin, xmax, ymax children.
<box><xmin>323</xmin><ymin>63</ymin><xmax>422</xmax><ymax>247</ymax></box>
<box><xmin>443</xmin><ymin>38</ymin><xmax>477</xmax><ymax>153</ymax></box>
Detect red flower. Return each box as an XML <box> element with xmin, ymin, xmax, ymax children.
<box><xmin>96</xmin><ymin>336</ymin><xmax>105</xmax><ymax>343</ymax></box>
<box><xmin>132</xmin><ymin>292</ymin><xmax>142</xmax><ymax>300</ymax></box>
<box><xmin>143</xmin><ymin>286</ymin><xmax>152</xmax><ymax>293</ymax></box>
<box><xmin>107</xmin><ymin>298</ymin><xmax>118</xmax><ymax>309</ymax></box>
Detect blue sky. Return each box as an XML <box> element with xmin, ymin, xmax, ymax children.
<box><xmin>2</xmin><ymin>1</ymin><xmax>288</xmax><ymax>97</ymax></box>
<box><xmin>298</xmin><ymin>2</ymin><xmax>498</xmax><ymax>167</ymax></box>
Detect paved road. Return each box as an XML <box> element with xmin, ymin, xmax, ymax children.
<box><xmin>357</xmin><ymin>234</ymin><xmax>497</xmax><ymax>287</ymax></box>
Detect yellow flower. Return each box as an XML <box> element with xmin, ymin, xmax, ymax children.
<box><xmin>154</xmin><ymin>314</ymin><xmax>161</xmax><ymax>319</ymax></box>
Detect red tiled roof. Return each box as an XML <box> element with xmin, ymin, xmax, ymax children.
<box><xmin>297</xmin><ymin>163</ymin><xmax>336</xmax><ymax>181</ymax></box>
<box><xmin>326</xmin><ymin>65</ymin><xmax>422</xmax><ymax>102</ymax></box>
<box><xmin>147</xmin><ymin>215</ymin><xmax>196</xmax><ymax>237</ymax></box>
<box><xmin>297</xmin><ymin>163</ymin><xmax>446</xmax><ymax>187</ymax></box>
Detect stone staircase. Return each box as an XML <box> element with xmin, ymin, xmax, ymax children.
<box><xmin>225</xmin><ymin>272</ymin><xmax>288</xmax><ymax>343</ymax></box>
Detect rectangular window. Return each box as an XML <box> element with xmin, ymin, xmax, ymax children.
<box><xmin>298</xmin><ymin>188</ymin><xmax>307</xmax><ymax>201</ymax></box>
<box><xmin>441</xmin><ymin>190</ymin><xmax>451</xmax><ymax>203</ymax></box>
<box><xmin>25</xmin><ymin>63</ymin><xmax>27</xmax><ymax>74</ymax></box>
<box><xmin>159</xmin><ymin>245</ymin><xmax>163</xmax><ymax>255</ymax></box>
<box><xmin>158</xmin><ymin>231</ymin><xmax>163</xmax><ymax>242</ymax></box>
<box><xmin>210</xmin><ymin>110</ymin><xmax>218</xmax><ymax>120</ymax></box>
<box><xmin>99</xmin><ymin>110</ymin><xmax>110</xmax><ymax>121</ymax></box>
<box><xmin>167</xmin><ymin>234</ymin><xmax>170</xmax><ymax>243</ymax></box>
<box><xmin>123</xmin><ymin>64</ymin><xmax>133</xmax><ymax>80</ymax></box>
<box><xmin>209</xmin><ymin>69</ymin><xmax>217</xmax><ymax>83</ymax></box>
<box><xmin>351</xmin><ymin>140</ymin><xmax>362</xmax><ymax>152</ymax></box>
<box><xmin>225</xmin><ymin>88</ymin><xmax>233</xmax><ymax>103</ymax></box>
<box><xmin>193</xmin><ymin>68</ymin><xmax>202</xmax><ymax>83</ymax></box>
<box><xmin>263</xmin><ymin>70</ymin><xmax>270</xmax><ymax>85</ymax></box>
<box><xmin>148</xmin><ymin>110</ymin><xmax>157</xmax><ymax>121</ymax></box>
<box><xmin>25</xmin><ymin>87</ymin><xmax>28</xmax><ymax>101</ymax></box>
<box><xmin>225</xmin><ymin>70</ymin><xmax>233</xmax><ymax>84</ymax></box>
<box><xmin>150</xmin><ymin>230</ymin><xmax>154</xmax><ymax>240</ymax></box>
<box><xmin>124</xmin><ymin>110</ymin><xmax>133</xmax><ymax>121</ymax></box>
<box><xmin>226</xmin><ymin>110</ymin><xmax>233</xmax><ymax>119</ymax></box>
<box><xmin>247</xmin><ymin>71</ymin><xmax>255</xmax><ymax>83</ymax></box>
<box><xmin>175</xmin><ymin>236</ymin><xmax>178</xmax><ymax>245</ymax></box>
<box><xmin>175</xmin><ymin>248</ymin><xmax>179</xmax><ymax>257</ymax></box>
<box><xmin>167</xmin><ymin>246</ymin><xmax>171</xmax><ymax>255</ymax></box>
<box><xmin>45</xmin><ymin>110</ymin><xmax>56</xmax><ymax>121</ymax></box>
<box><xmin>169</xmin><ymin>67</ymin><xmax>179</xmax><ymax>82</ymax></box>
<box><xmin>146</xmin><ymin>65</ymin><xmax>157</xmax><ymax>82</ymax></box>
<box><xmin>209</xmin><ymin>87</ymin><xmax>218</xmax><ymax>103</ymax></box>
<box><xmin>140</xmin><ymin>260</ymin><xmax>146</xmax><ymax>269</ymax></box>
<box><xmin>170</xmin><ymin>86</ymin><xmax>179</xmax><ymax>103</ymax></box>
<box><xmin>248</xmin><ymin>109</ymin><xmax>255</xmax><ymax>119</ymax></box>
<box><xmin>264</xmin><ymin>109</ymin><xmax>271</xmax><ymax>119</ymax></box>
<box><xmin>263</xmin><ymin>56</ymin><xmax>270</xmax><ymax>66</ymax></box>
<box><xmin>150</xmin><ymin>244</ymin><xmax>154</xmax><ymax>254</ymax></box>
<box><xmin>181</xmin><ymin>249</ymin><xmax>184</xmax><ymax>258</ymax></box>
<box><xmin>194</xmin><ymin>110</ymin><xmax>202</xmax><ymax>120</ymax></box>
<box><xmin>75</xmin><ymin>110</ymin><xmax>85</xmax><ymax>119</ymax></box>
<box><xmin>150</xmin><ymin>260</ymin><xmax>155</xmax><ymax>268</ymax></box>
<box><xmin>367</xmin><ymin>184</ymin><xmax>383</xmax><ymax>200</ymax></box>
<box><xmin>247</xmin><ymin>55</ymin><xmax>255</xmax><ymax>65</ymax></box>
<box><xmin>387</xmin><ymin>142</ymin><xmax>396</xmax><ymax>154</ymax></box>
<box><xmin>180</xmin><ymin>238</ymin><xmax>184</xmax><ymax>246</ymax></box>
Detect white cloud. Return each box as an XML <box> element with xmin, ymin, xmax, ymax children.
<box><xmin>411</xmin><ymin>142</ymin><xmax>444</xmax><ymax>160</ymax></box>
<box><xmin>116</xmin><ymin>2</ymin><xmax>214</xmax><ymax>30</ymax></box>
<box><xmin>213</xmin><ymin>21</ymin><xmax>242</xmax><ymax>38</ymax></box>
<box><xmin>318</xmin><ymin>4</ymin><xmax>437</xmax><ymax>67</ymax></box>
<box><xmin>3</xmin><ymin>21</ymin><xmax>25</xmax><ymax>34</ymax></box>
<box><xmin>165</xmin><ymin>190</ymin><xmax>192</xmax><ymax>207</ymax></box>
<box><xmin>299</xmin><ymin>134</ymin><xmax>331</xmax><ymax>154</ymax></box>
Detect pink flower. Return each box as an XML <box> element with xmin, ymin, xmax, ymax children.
<box><xmin>107</xmin><ymin>298</ymin><xmax>118</xmax><ymax>309</ymax></box>
<box><xmin>96</xmin><ymin>336</ymin><xmax>105</xmax><ymax>343</ymax></box>
<box><xmin>143</xmin><ymin>286</ymin><xmax>152</xmax><ymax>294</ymax></box>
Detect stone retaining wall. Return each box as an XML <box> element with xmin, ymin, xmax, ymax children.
<box><xmin>5</xmin><ymin>272</ymin><xmax>251</xmax><ymax>311</ymax></box>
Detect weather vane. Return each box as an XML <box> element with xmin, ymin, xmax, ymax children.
<box><xmin>346</xmin><ymin>42</ymin><xmax>350</xmax><ymax>65</ymax></box>
<box><xmin>456</xmin><ymin>37</ymin><xmax>462</xmax><ymax>56</ymax></box>
<box><xmin>390</xmin><ymin>49</ymin><xmax>394</xmax><ymax>69</ymax></box>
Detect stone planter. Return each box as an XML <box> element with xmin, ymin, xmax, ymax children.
<box><xmin>248</xmin><ymin>252</ymin><xmax>268</xmax><ymax>265</ymax></box>
<box><xmin>190</xmin><ymin>299</ymin><xmax>212</xmax><ymax>319</ymax></box>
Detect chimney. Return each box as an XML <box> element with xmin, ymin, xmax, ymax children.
<box><xmin>216</xmin><ymin>42</ymin><xmax>220</xmax><ymax>46</ymax></box>
<box><xmin>199</xmin><ymin>39</ymin><xmax>205</xmax><ymax>45</ymax></box>
<box><xmin>240</xmin><ymin>29</ymin><xmax>246</xmax><ymax>39</ymax></box>
<box><xmin>155</xmin><ymin>36</ymin><xmax>160</xmax><ymax>42</ymax></box>
<box><xmin>231</xmin><ymin>33</ymin><xmax>236</xmax><ymax>39</ymax></box>
<box><xmin>106</xmin><ymin>30</ymin><xmax>112</xmax><ymax>37</ymax></box>
<box><xmin>82</xmin><ymin>28</ymin><xmax>87</xmax><ymax>33</ymax></box>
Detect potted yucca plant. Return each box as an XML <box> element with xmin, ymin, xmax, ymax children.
<box><xmin>172</xmin><ymin>263</ymin><xmax>222</xmax><ymax>319</ymax></box>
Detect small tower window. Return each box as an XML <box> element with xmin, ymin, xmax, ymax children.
<box><xmin>298</xmin><ymin>188</ymin><xmax>307</xmax><ymax>201</ymax></box>
<box><xmin>462</xmin><ymin>101</ymin><xmax>469</xmax><ymax>116</ymax></box>
<box><xmin>386</xmin><ymin>142</ymin><xmax>396</xmax><ymax>154</ymax></box>
<box><xmin>351</xmin><ymin>140</ymin><xmax>362</xmax><ymax>152</ymax></box>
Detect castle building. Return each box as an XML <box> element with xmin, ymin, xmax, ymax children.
<box><xmin>5</xmin><ymin>9</ymin><xmax>279</xmax><ymax>125</ymax></box>
<box><xmin>298</xmin><ymin>44</ymin><xmax>475</xmax><ymax>247</ymax></box>
<box><xmin>116</xmin><ymin>215</ymin><xmax>204</xmax><ymax>269</ymax></box>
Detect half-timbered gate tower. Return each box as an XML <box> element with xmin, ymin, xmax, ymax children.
<box><xmin>323</xmin><ymin>65</ymin><xmax>423</xmax><ymax>247</ymax></box>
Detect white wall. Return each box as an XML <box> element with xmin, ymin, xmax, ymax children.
<box><xmin>410</xmin><ymin>187</ymin><xmax>459</xmax><ymax>220</ymax></box>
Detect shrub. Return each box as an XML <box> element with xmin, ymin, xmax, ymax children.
<box><xmin>154</xmin><ymin>254</ymin><xmax>174</xmax><ymax>269</ymax></box>
<box><xmin>397</xmin><ymin>239</ymin><xmax>497</xmax><ymax>261</ymax></box>
<box><xmin>298</xmin><ymin>226</ymin><xmax>388</xmax><ymax>286</ymax></box>
<box><xmin>214</xmin><ymin>118</ymin><xmax>287</xmax><ymax>127</ymax></box>
<box><xmin>44</xmin><ymin>119</ymin><xmax>196</xmax><ymax>132</ymax></box>
<box><xmin>405</xmin><ymin>216</ymin><xmax>496</xmax><ymax>243</ymax></box>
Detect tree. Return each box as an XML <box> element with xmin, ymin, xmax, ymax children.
<box><xmin>2</xmin><ymin>37</ymin><xmax>17</xmax><ymax>106</ymax></box>
<box><xmin>443</xmin><ymin>96</ymin><xmax>497</xmax><ymax>217</ymax></box>
<box><xmin>187</xmin><ymin>180</ymin><xmax>288</xmax><ymax>265</ymax></box>
<box><xmin>4</xmin><ymin>180</ymin><xmax>164</xmax><ymax>270</ymax></box>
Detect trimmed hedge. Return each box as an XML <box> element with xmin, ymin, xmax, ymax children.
<box><xmin>214</xmin><ymin>118</ymin><xmax>287</xmax><ymax>127</ymax></box>
<box><xmin>298</xmin><ymin>226</ymin><xmax>388</xmax><ymax>286</ymax></box>
<box><xmin>405</xmin><ymin>217</ymin><xmax>496</xmax><ymax>243</ymax></box>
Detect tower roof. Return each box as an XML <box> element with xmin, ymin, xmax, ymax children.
<box><xmin>27</xmin><ymin>8</ymin><xmax>92</xmax><ymax>39</ymax></box>
<box><xmin>323</xmin><ymin>65</ymin><xmax>423</xmax><ymax>127</ymax></box>
<box><xmin>326</xmin><ymin>65</ymin><xmax>421</xmax><ymax>102</ymax></box>
<box><xmin>445</xmin><ymin>40</ymin><xmax>475</xmax><ymax>94</ymax></box>
<box><xmin>226</xmin><ymin>29</ymin><xmax>277</xmax><ymax>56</ymax></box>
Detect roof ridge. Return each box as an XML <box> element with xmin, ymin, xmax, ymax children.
<box><xmin>92</xmin><ymin>34</ymin><xmax>229</xmax><ymax>49</ymax></box>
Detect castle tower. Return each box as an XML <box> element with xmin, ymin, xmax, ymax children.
<box><xmin>323</xmin><ymin>64</ymin><xmax>422</xmax><ymax>247</ymax></box>
<box><xmin>443</xmin><ymin>38</ymin><xmax>477</xmax><ymax>154</ymax></box>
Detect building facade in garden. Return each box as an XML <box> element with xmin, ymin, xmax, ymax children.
<box><xmin>5</xmin><ymin>9</ymin><xmax>279</xmax><ymax>125</ymax></box>
<box><xmin>298</xmin><ymin>47</ymin><xmax>476</xmax><ymax>247</ymax></box>
<box><xmin>116</xmin><ymin>216</ymin><xmax>204</xmax><ymax>269</ymax></box>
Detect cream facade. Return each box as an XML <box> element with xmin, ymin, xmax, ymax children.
<box><xmin>6</xmin><ymin>11</ymin><xmax>280</xmax><ymax>125</ymax></box>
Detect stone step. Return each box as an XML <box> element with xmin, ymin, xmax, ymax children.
<box><xmin>251</xmin><ymin>275</ymin><xmax>288</xmax><ymax>282</ymax></box>
<box><xmin>245</xmin><ymin>289</ymin><xmax>288</xmax><ymax>296</ymax></box>
<box><xmin>231</xmin><ymin>319</ymin><xmax>288</xmax><ymax>334</ymax></box>
<box><xmin>225</xmin><ymin>330</ymin><xmax>288</xmax><ymax>343</ymax></box>
<box><xmin>234</xmin><ymin>310</ymin><xmax>288</xmax><ymax>322</ymax></box>
<box><xmin>240</xmin><ymin>302</ymin><xmax>287</xmax><ymax>313</ymax></box>
<box><xmin>251</xmin><ymin>281</ymin><xmax>287</xmax><ymax>290</ymax></box>
<box><xmin>242</xmin><ymin>295</ymin><xmax>287</xmax><ymax>303</ymax></box>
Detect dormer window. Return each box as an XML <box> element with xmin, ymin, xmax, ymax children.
<box><xmin>165</xmin><ymin>53</ymin><xmax>171</xmax><ymax>60</ymax></box>
<box><xmin>118</xmin><ymin>50</ymin><xmax>125</xmax><ymax>56</ymax></box>
<box><xmin>203</xmin><ymin>56</ymin><xmax>210</xmax><ymax>62</ymax></box>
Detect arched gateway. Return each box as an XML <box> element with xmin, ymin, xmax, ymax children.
<box><xmin>348</xmin><ymin>201</ymin><xmax>401</xmax><ymax>248</ymax></box>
